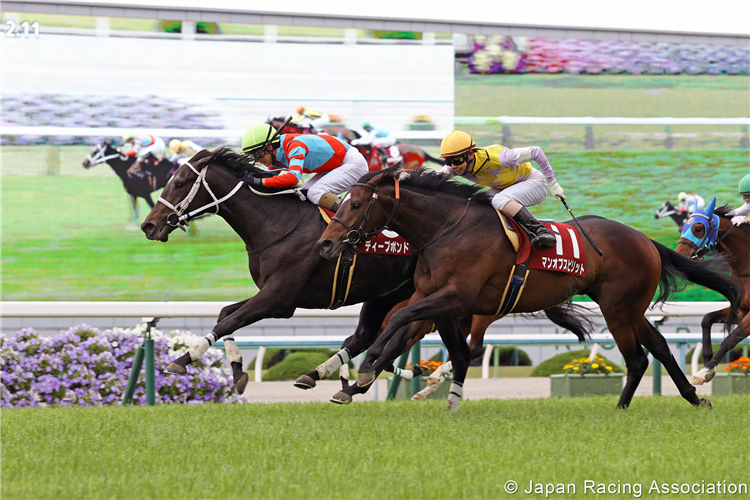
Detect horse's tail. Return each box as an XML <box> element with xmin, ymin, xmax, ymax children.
<box><xmin>423</xmin><ymin>151</ymin><xmax>445</xmax><ymax>166</ymax></box>
<box><xmin>544</xmin><ymin>301</ymin><xmax>593</xmax><ymax>342</ymax></box>
<box><xmin>651</xmin><ymin>240</ymin><xmax>741</xmax><ymax>325</ymax></box>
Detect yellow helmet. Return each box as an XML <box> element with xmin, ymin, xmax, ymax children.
<box><xmin>169</xmin><ymin>139</ymin><xmax>182</xmax><ymax>153</ymax></box>
<box><xmin>296</xmin><ymin>105</ymin><xmax>305</xmax><ymax>115</ymax></box>
<box><xmin>677</xmin><ymin>191</ymin><xmax>687</xmax><ymax>202</ymax></box>
<box><xmin>440</xmin><ymin>130</ymin><xmax>476</xmax><ymax>158</ymax></box>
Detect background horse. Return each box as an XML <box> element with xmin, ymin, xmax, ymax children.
<box><xmin>675</xmin><ymin>202</ymin><xmax>750</xmax><ymax>384</ymax></box>
<box><xmin>654</xmin><ymin>200</ymin><xmax>688</xmax><ymax>231</ymax></box>
<box><xmin>268</xmin><ymin>116</ymin><xmax>444</xmax><ymax>171</ymax></box>
<box><xmin>318</xmin><ymin>167</ymin><xmax>742</xmax><ymax>411</ymax></box>
<box><xmin>141</xmin><ymin>148</ymin><xmax>590</xmax><ymax>396</ymax></box>
<box><xmin>83</xmin><ymin>140</ymin><xmax>183</xmax><ymax>231</ymax></box>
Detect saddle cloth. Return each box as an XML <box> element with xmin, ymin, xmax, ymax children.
<box><xmin>498</xmin><ymin>210</ymin><xmax>586</xmax><ymax>277</ymax></box>
<box><xmin>318</xmin><ymin>207</ymin><xmax>412</xmax><ymax>256</ymax></box>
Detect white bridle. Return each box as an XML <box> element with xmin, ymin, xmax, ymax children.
<box><xmin>86</xmin><ymin>142</ymin><xmax>124</xmax><ymax>165</ymax></box>
<box><xmin>156</xmin><ymin>161</ymin><xmax>245</xmax><ymax>231</ymax></box>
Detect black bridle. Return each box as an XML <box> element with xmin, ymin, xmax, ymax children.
<box><xmin>331</xmin><ymin>179</ymin><xmax>401</xmax><ymax>246</ymax></box>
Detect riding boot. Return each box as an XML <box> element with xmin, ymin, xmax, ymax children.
<box><xmin>512</xmin><ymin>207</ymin><xmax>556</xmax><ymax>248</ymax></box>
<box><xmin>318</xmin><ymin>192</ymin><xmax>341</xmax><ymax>212</ymax></box>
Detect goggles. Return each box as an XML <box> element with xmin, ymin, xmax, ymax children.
<box><xmin>444</xmin><ymin>154</ymin><xmax>469</xmax><ymax>166</ymax></box>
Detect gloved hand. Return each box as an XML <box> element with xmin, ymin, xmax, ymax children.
<box><xmin>549</xmin><ymin>181</ymin><xmax>565</xmax><ymax>200</ymax></box>
<box><xmin>124</xmin><ymin>150</ymin><xmax>136</xmax><ymax>157</ymax></box>
<box><xmin>246</xmin><ymin>173</ymin><xmax>264</xmax><ymax>187</ymax></box>
<box><xmin>731</xmin><ymin>215</ymin><xmax>748</xmax><ymax>226</ymax></box>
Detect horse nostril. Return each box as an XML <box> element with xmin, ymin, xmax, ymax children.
<box><xmin>318</xmin><ymin>239</ymin><xmax>333</xmax><ymax>253</ymax></box>
<box><xmin>141</xmin><ymin>221</ymin><xmax>154</xmax><ymax>235</ymax></box>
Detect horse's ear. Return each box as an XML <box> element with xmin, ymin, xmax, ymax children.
<box><xmin>706</xmin><ymin>197</ymin><xmax>717</xmax><ymax>216</ymax></box>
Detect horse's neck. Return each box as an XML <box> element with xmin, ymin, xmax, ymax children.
<box><xmin>105</xmin><ymin>149</ymin><xmax>132</xmax><ymax>178</ymax></box>
<box><xmin>389</xmin><ymin>190</ymin><xmax>467</xmax><ymax>251</ymax></box>
<box><xmin>219</xmin><ymin>187</ymin><xmax>311</xmax><ymax>254</ymax></box>
<box><xmin>718</xmin><ymin>221</ymin><xmax>750</xmax><ymax>275</ymax></box>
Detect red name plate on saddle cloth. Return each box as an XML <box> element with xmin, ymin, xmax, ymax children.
<box><xmin>358</xmin><ymin>230</ymin><xmax>412</xmax><ymax>256</ymax></box>
<box><xmin>529</xmin><ymin>222</ymin><xmax>586</xmax><ymax>276</ymax></box>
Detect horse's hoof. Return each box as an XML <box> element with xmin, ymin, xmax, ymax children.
<box><xmin>330</xmin><ymin>391</ymin><xmax>352</xmax><ymax>405</ymax></box>
<box><xmin>699</xmin><ymin>398</ymin><xmax>713</xmax><ymax>409</ymax></box>
<box><xmin>164</xmin><ymin>363</ymin><xmax>187</xmax><ymax>375</ymax></box>
<box><xmin>690</xmin><ymin>375</ymin><xmax>705</xmax><ymax>385</ymax></box>
<box><xmin>411</xmin><ymin>364</ymin><xmax>429</xmax><ymax>377</ymax></box>
<box><xmin>446</xmin><ymin>397</ymin><xmax>460</xmax><ymax>412</ymax></box>
<box><xmin>294</xmin><ymin>374</ymin><xmax>317</xmax><ymax>390</ymax></box>
<box><xmin>691</xmin><ymin>367</ymin><xmax>715</xmax><ymax>385</ymax></box>
<box><xmin>704</xmin><ymin>371</ymin><xmax>716</xmax><ymax>383</ymax></box>
<box><xmin>411</xmin><ymin>392</ymin><xmax>426</xmax><ymax>401</ymax></box>
<box><xmin>234</xmin><ymin>373</ymin><xmax>249</xmax><ymax>395</ymax></box>
<box><xmin>356</xmin><ymin>371</ymin><xmax>377</xmax><ymax>388</ymax></box>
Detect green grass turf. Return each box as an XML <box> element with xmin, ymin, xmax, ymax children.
<box><xmin>2</xmin><ymin>150</ymin><xmax>746</xmax><ymax>301</ymax></box>
<box><xmin>3</xmin><ymin>396</ymin><xmax>748</xmax><ymax>499</ymax></box>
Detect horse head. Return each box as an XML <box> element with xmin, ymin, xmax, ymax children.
<box><xmin>82</xmin><ymin>139</ymin><xmax>122</xmax><ymax>169</ymax></box>
<box><xmin>267</xmin><ymin>116</ymin><xmax>310</xmax><ymax>135</ymax></box>
<box><xmin>141</xmin><ymin>147</ymin><xmax>248</xmax><ymax>241</ymax></box>
<box><xmin>676</xmin><ymin>197</ymin><xmax>720</xmax><ymax>258</ymax></box>
<box><xmin>654</xmin><ymin>200</ymin><xmax>674</xmax><ymax>219</ymax></box>
<box><xmin>318</xmin><ymin>166</ymin><xmax>405</xmax><ymax>259</ymax></box>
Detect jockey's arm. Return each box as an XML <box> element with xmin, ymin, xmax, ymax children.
<box><xmin>727</xmin><ymin>201</ymin><xmax>750</xmax><ymax>217</ymax></box>
<box><xmin>509</xmin><ymin>146</ymin><xmax>557</xmax><ymax>185</ymax></box>
<box><xmin>262</xmin><ymin>146</ymin><xmax>305</xmax><ymax>188</ymax></box>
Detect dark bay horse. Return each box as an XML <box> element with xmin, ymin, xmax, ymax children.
<box><xmin>317</xmin><ymin>167</ymin><xmax>742</xmax><ymax>411</ymax></box>
<box><xmin>140</xmin><ymin>148</ymin><xmax>590</xmax><ymax>395</ymax></box>
<box><xmin>675</xmin><ymin>202</ymin><xmax>750</xmax><ymax>384</ymax></box>
<box><xmin>83</xmin><ymin>140</ymin><xmax>178</xmax><ymax>227</ymax></box>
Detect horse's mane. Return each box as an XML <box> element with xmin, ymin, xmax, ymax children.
<box><xmin>366</xmin><ymin>166</ymin><xmax>491</xmax><ymax>204</ymax></box>
<box><xmin>205</xmin><ymin>146</ymin><xmax>276</xmax><ymax>178</ymax></box>
<box><xmin>715</xmin><ymin>204</ymin><xmax>750</xmax><ymax>234</ymax></box>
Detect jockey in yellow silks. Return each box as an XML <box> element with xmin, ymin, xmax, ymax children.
<box><xmin>438</xmin><ymin>130</ymin><xmax>564</xmax><ymax>249</ymax></box>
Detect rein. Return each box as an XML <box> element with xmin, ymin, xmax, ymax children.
<box><xmin>87</xmin><ymin>143</ymin><xmax>125</xmax><ymax>165</ymax></box>
<box><xmin>414</xmin><ymin>197</ymin><xmax>472</xmax><ymax>252</ymax></box>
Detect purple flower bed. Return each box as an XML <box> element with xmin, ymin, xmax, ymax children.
<box><xmin>468</xmin><ymin>36</ymin><xmax>750</xmax><ymax>75</ymax></box>
<box><xmin>0</xmin><ymin>325</ymin><xmax>243</xmax><ymax>408</ymax></box>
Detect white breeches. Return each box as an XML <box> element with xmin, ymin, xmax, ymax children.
<box><xmin>137</xmin><ymin>137</ymin><xmax>166</xmax><ymax>160</ymax></box>
<box><xmin>305</xmin><ymin>147</ymin><xmax>369</xmax><ymax>204</ymax></box>
<box><xmin>490</xmin><ymin>167</ymin><xmax>548</xmax><ymax>211</ymax></box>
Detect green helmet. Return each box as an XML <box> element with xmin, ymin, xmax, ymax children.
<box><xmin>122</xmin><ymin>132</ymin><xmax>135</xmax><ymax>142</ymax></box>
<box><xmin>739</xmin><ymin>174</ymin><xmax>750</xmax><ymax>195</ymax></box>
<box><xmin>361</xmin><ymin>121</ymin><xmax>371</xmax><ymax>129</ymax></box>
<box><xmin>242</xmin><ymin>124</ymin><xmax>278</xmax><ymax>153</ymax></box>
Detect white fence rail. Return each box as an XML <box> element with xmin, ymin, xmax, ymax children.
<box><xmin>2</xmin><ymin>116</ymin><xmax>748</xmax><ymax>142</ymax></box>
<box><xmin>0</xmin><ymin>300</ymin><xmax>728</xmax><ymax>319</ymax></box>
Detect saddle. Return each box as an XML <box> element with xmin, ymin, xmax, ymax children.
<box><xmin>494</xmin><ymin>210</ymin><xmax>586</xmax><ymax>317</ymax></box>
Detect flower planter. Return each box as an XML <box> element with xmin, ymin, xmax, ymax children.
<box><xmin>387</xmin><ymin>376</ymin><xmax>451</xmax><ymax>401</ymax></box>
<box><xmin>711</xmin><ymin>372</ymin><xmax>750</xmax><ymax>395</ymax></box>
<box><xmin>550</xmin><ymin>373</ymin><xmax>624</xmax><ymax>397</ymax></box>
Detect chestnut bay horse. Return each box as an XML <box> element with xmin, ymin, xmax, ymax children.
<box><xmin>674</xmin><ymin>200</ymin><xmax>750</xmax><ymax>384</ymax></box>
<box><xmin>140</xmin><ymin>148</ymin><xmax>591</xmax><ymax>396</ymax></box>
<box><xmin>317</xmin><ymin>167</ymin><xmax>742</xmax><ymax>411</ymax></box>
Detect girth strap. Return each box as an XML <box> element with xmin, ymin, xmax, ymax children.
<box><xmin>494</xmin><ymin>253</ymin><xmax>531</xmax><ymax>317</ymax></box>
<box><xmin>328</xmin><ymin>247</ymin><xmax>357</xmax><ymax>310</ymax></box>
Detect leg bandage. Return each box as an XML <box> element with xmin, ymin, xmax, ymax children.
<box><xmin>339</xmin><ymin>363</ymin><xmax>350</xmax><ymax>380</ymax></box>
<box><xmin>224</xmin><ymin>337</ymin><xmax>242</xmax><ymax>365</ymax></box>
<box><xmin>449</xmin><ymin>380</ymin><xmax>464</xmax><ymax>400</ymax></box>
<box><xmin>188</xmin><ymin>332</ymin><xmax>218</xmax><ymax>362</ymax></box>
<box><xmin>393</xmin><ymin>367</ymin><xmax>414</xmax><ymax>380</ymax></box>
<box><xmin>316</xmin><ymin>348</ymin><xmax>351</xmax><ymax>379</ymax></box>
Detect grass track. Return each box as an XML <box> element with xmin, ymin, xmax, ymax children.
<box><xmin>3</xmin><ymin>396</ymin><xmax>749</xmax><ymax>499</ymax></box>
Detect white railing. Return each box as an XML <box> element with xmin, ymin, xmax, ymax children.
<box><xmin>0</xmin><ymin>300</ymin><xmax>727</xmax><ymax>319</ymax></box>
<box><xmin>2</xmin><ymin>116</ymin><xmax>748</xmax><ymax>143</ymax></box>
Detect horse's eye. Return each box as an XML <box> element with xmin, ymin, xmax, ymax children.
<box><xmin>352</xmin><ymin>202</ymin><xmax>362</xmax><ymax>210</ymax></box>
<box><xmin>174</xmin><ymin>181</ymin><xmax>184</xmax><ymax>189</ymax></box>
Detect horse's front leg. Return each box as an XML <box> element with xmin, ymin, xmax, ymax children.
<box><xmin>357</xmin><ymin>287</ymin><xmax>471</xmax><ymax>385</ymax></box>
<box><xmin>692</xmin><ymin>308</ymin><xmax>729</xmax><ymax>384</ymax></box>
<box><xmin>164</xmin><ymin>284</ymin><xmax>300</xmax><ymax>394</ymax></box>
<box><xmin>294</xmin><ymin>290</ymin><xmax>411</xmax><ymax>390</ymax></box>
<box><xmin>699</xmin><ymin>316</ymin><xmax>749</xmax><ymax>383</ymax></box>
<box><xmin>432</xmin><ymin>317</ymin><xmax>472</xmax><ymax>412</ymax></box>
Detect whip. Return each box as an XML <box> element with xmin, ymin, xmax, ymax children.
<box><xmin>561</xmin><ymin>199</ymin><xmax>603</xmax><ymax>257</ymax></box>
